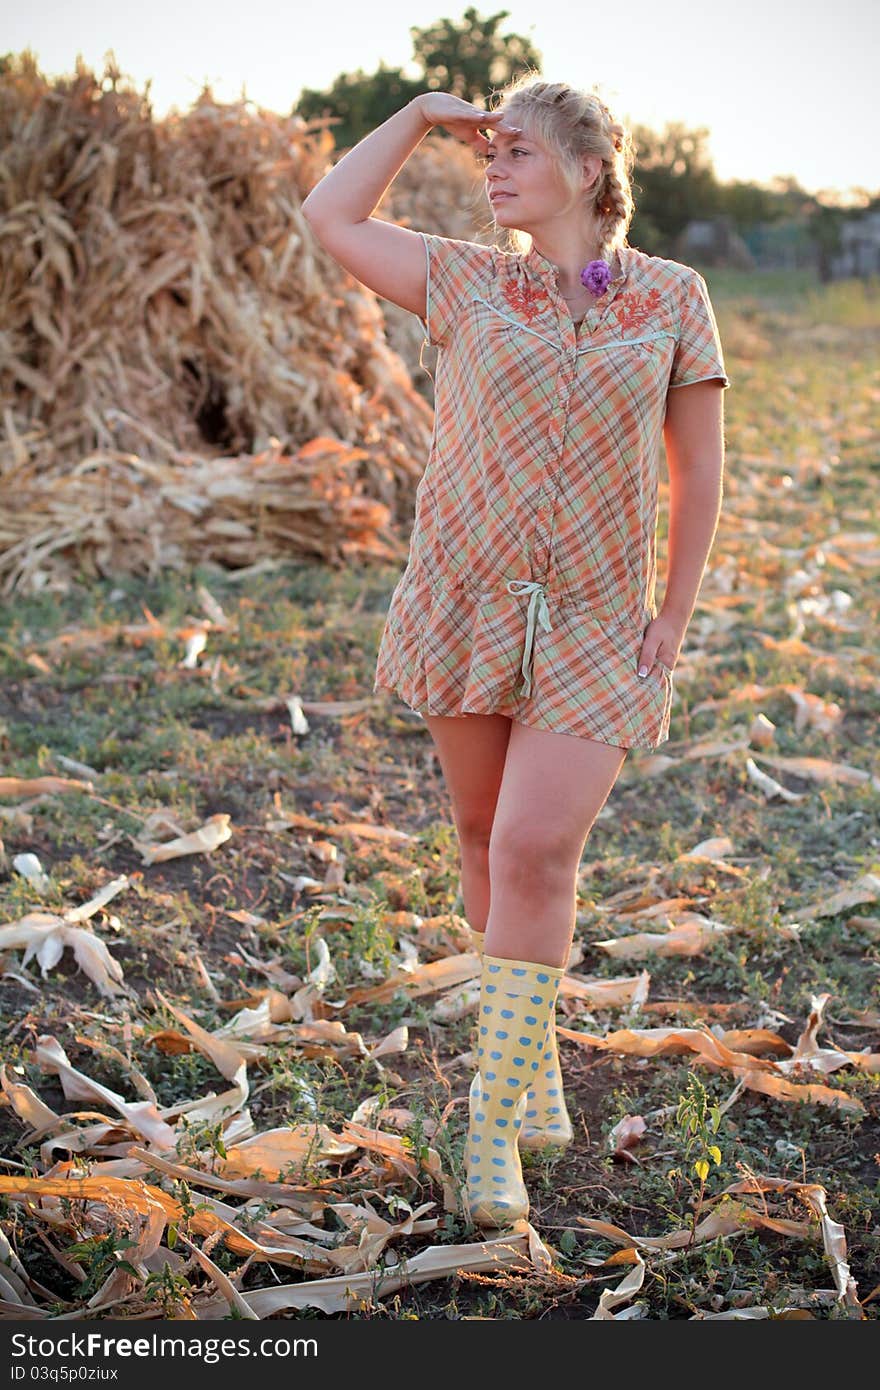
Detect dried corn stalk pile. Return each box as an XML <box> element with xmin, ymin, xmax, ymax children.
<box><xmin>0</xmin><ymin>57</ymin><xmax>485</xmax><ymax>594</ymax></box>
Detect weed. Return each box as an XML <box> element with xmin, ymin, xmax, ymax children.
<box><xmin>672</xmin><ymin>1074</ymin><xmax>723</xmax><ymax>1245</ymax></box>
<box><xmin>66</xmin><ymin>1231</ymin><xmax>139</xmax><ymax>1299</ymax></box>
<box><xmin>174</xmin><ymin>1115</ymin><xmax>229</xmax><ymax>1173</ymax></box>
<box><xmin>143</xmin><ymin>1265</ymin><xmax>196</xmax><ymax>1317</ymax></box>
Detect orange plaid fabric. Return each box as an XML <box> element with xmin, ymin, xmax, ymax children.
<box><xmin>374</xmin><ymin>235</ymin><xmax>730</xmax><ymax>749</ymax></box>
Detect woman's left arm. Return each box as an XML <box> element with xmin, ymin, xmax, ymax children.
<box><xmin>637</xmin><ymin>379</ymin><xmax>725</xmax><ymax>674</ymax></box>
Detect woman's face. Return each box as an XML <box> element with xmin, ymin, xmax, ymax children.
<box><xmin>480</xmin><ymin>123</ymin><xmax>598</xmax><ymax>232</ymax></box>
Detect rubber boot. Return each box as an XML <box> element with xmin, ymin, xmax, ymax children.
<box><xmin>469</xmin><ymin>928</ymin><xmax>573</xmax><ymax>1150</ymax></box>
<box><xmin>466</xmin><ymin>953</ymin><xmax>564</xmax><ymax>1228</ymax></box>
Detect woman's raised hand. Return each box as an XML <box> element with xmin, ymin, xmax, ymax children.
<box><xmin>414</xmin><ymin>93</ymin><xmax>521</xmax><ymax>150</ymax></box>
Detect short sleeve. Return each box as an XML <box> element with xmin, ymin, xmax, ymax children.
<box><xmin>669</xmin><ymin>271</ymin><xmax>730</xmax><ymax>390</ymax></box>
<box><xmin>418</xmin><ymin>231</ymin><xmax>496</xmax><ymax>350</ymax></box>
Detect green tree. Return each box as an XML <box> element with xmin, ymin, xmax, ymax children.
<box><xmin>410</xmin><ymin>7</ymin><xmax>541</xmax><ymax>103</ymax></box>
<box><xmin>297</xmin><ymin>61</ymin><xmax>425</xmax><ymax>152</ymax></box>
<box><xmin>294</xmin><ymin>8</ymin><xmax>540</xmax><ymax>150</ymax></box>
<box><xmin>805</xmin><ymin>198</ymin><xmax>847</xmax><ymax>282</ymax></box>
<box><xmin>628</xmin><ymin>121</ymin><xmax>723</xmax><ymax>251</ymax></box>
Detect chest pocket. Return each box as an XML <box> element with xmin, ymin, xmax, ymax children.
<box><xmin>579</xmin><ymin>328</ymin><xmax>677</xmax><ymax>393</ymax></box>
<box><xmin>471</xmin><ymin>294</ymin><xmax>560</xmax><ymax>350</ymax></box>
<box><xmin>477</xmin><ymin>310</ymin><xmax>521</xmax><ymax>358</ymax></box>
<box><xmin>579</xmin><ymin>328</ymin><xmax>676</xmax><ymax>355</ymax></box>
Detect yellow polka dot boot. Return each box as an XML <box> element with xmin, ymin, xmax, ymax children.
<box><xmin>469</xmin><ymin>929</ymin><xmax>573</xmax><ymax>1151</ymax></box>
<box><xmin>466</xmin><ymin>952</ymin><xmax>565</xmax><ymax>1228</ymax></box>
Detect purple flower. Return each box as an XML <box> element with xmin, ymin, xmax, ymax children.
<box><xmin>580</xmin><ymin>259</ymin><xmax>612</xmax><ymax>297</ymax></box>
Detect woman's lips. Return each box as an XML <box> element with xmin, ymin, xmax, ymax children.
<box><xmin>490</xmin><ymin>192</ymin><xmax>515</xmax><ymax>202</ymax></box>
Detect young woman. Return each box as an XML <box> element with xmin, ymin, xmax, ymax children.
<box><xmin>302</xmin><ymin>74</ymin><xmax>729</xmax><ymax>1229</ymax></box>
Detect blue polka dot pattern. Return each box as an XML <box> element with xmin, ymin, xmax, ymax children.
<box><xmin>520</xmin><ymin>1011</ymin><xmax>573</xmax><ymax>1152</ymax></box>
<box><xmin>465</xmin><ymin>953</ymin><xmax>565</xmax><ymax>1229</ymax></box>
<box><xmin>467</xmin><ymin>934</ymin><xmax>574</xmax><ymax>1159</ymax></box>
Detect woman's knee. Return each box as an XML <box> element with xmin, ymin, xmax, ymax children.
<box><xmin>457</xmin><ymin>817</ymin><xmax>494</xmax><ymax>853</ymax></box>
<box><xmin>487</xmin><ymin>824</ymin><xmax>578</xmax><ymax>894</ymax></box>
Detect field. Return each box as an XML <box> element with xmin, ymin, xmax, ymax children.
<box><xmin>1</xmin><ymin>269</ymin><xmax>879</xmax><ymax>1320</ymax></box>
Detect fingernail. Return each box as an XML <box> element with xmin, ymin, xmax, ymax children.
<box><xmin>638</xmin><ymin>666</ymin><xmax>648</xmax><ymax>678</ymax></box>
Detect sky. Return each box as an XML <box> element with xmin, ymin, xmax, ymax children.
<box><xmin>7</xmin><ymin>0</ymin><xmax>878</xmax><ymax>201</ymax></box>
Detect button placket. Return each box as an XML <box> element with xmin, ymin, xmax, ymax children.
<box><xmin>521</xmin><ymin>252</ymin><xmax>632</xmax><ymax>686</ymax></box>
<box><xmin>533</xmin><ymin>357</ymin><xmax>571</xmax><ymax>568</ymax></box>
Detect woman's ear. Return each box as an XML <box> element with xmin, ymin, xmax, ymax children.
<box><xmin>581</xmin><ymin>155</ymin><xmax>603</xmax><ymax>193</ymax></box>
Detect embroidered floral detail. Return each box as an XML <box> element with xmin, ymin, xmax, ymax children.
<box><xmin>502</xmin><ymin>278</ymin><xmax>551</xmax><ymax>325</ymax></box>
<box><xmin>610</xmin><ymin>288</ymin><xmax>664</xmax><ymax>335</ymax></box>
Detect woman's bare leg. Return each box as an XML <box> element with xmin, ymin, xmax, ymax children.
<box><xmin>485</xmin><ymin>721</ymin><xmax>628</xmax><ymax>967</ymax></box>
<box><xmin>421</xmin><ymin>712</ymin><xmax>513</xmax><ymax>931</ymax></box>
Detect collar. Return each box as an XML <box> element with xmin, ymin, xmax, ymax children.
<box><xmin>524</xmin><ymin>241</ymin><xmax>632</xmax><ymax>290</ymax></box>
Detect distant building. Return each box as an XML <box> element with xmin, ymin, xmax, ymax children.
<box><xmin>830</xmin><ymin>210</ymin><xmax>880</xmax><ymax>278</ymax></box>
<box><xmin>739</xmin><ymin>218</ymin><xmax>816</xmax><ymax>271</ymax></box>
<box><xmin>673</xmin><ymin>216</ymin><xmax>755</xmax><ymax>269</ymax></box>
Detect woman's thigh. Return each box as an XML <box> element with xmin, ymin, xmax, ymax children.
<box><xmin>489</xmin><ymin>721</ymin><xmax>628</xmax><ymax>875</ymax></box>
<box><xmin>421</xmin><ymin>713</ymin><xmax>514</xmax><ymax>843</ymax></box>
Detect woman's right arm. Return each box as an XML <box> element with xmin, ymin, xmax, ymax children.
<box><xmin>301</xmin><ymin>94</ymin><xmax>518</xmax><ymax>318</ymax></box>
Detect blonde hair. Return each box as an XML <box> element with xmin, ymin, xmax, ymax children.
<box><xmin>487</xmin><ymin>72</ymin><xmax>636</xmax><ymax>261</ymax></box>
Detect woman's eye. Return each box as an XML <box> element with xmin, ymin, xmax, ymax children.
<box><xmin>478</xmin><ymin>149</ymin><xmax>526</xmax><ymax>164</ymax></box>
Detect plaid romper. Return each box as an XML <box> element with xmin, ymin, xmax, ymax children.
<box><xmin>374</xmin><ymin>235</ymin><xmax>730</xmax><ymax>749</ymax></box>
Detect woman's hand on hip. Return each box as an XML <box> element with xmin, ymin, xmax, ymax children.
<box><xmin>637</xmin><ymin>613</ymin><xmax>686</xmax><ymax>678</ymax></box>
